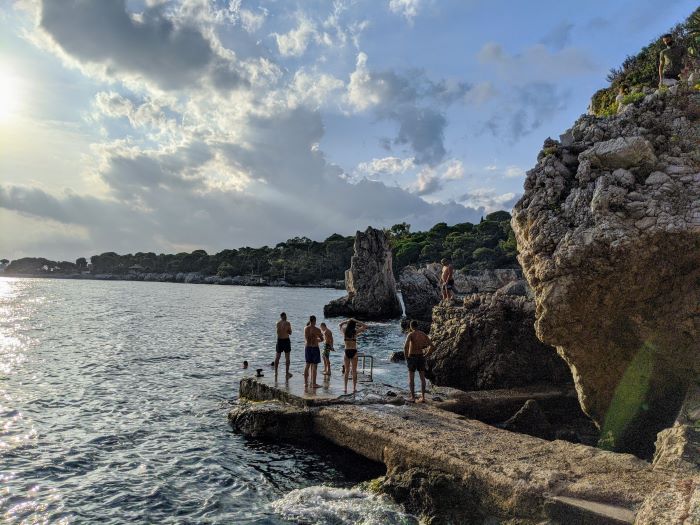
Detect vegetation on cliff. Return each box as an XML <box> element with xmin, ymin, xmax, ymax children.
<box><xmin>591</xmin><ymin>7</ymin><xmax>700</xmax><ymax>117</ymax></box>
<box><xmin>3</xmin><ymin>211</ymin><xmax>519</xmax><ymax>284</ymax></box>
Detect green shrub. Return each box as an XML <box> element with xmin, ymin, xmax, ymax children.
<box><xmin>620</xmin><ymin>92</ymin><xmax>646</xmax><ymax>105</ymax></box>
<box><xmin>591</xmin><ymin>87</ymin><xmax>618</xmax><ymax>117</ymax></box>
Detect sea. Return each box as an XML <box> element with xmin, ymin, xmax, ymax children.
<box><xmin>0</xmin><ymin>277</ymin><xmax>418</xmax><ymax>524</ymax></box>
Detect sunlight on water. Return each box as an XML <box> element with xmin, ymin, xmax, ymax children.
<box><xmin>0</xmin><ymin>277</ymin><xmax>410</xmax><ymax>524</ymax></box>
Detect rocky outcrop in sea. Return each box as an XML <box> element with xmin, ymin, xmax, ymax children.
<box><xmin>399</xmin><ymin>265</ymin><xmax>523</xmax><ymax>324</ymax></box>
<box><xmin>324</xmin><ymin>227</ymin><xmax>402</xmax><ymax>320</ymax></box>
<box><xmin>512</xmin><ymin>86</ymin><xmax>700</xmax><ymax>458</ymax></box>
<box><xmin>426</xmin><ymin>283</ymin><xmax>571</xmax><ymax>392</ymax></box>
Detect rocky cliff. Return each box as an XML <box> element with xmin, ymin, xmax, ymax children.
<box><xmin>399</xmin><ymin>265</ymin><xmax>523</xmax><ymax>323</ymax></box>
<box><xmin>512</xmin><ymin>86</ymin><xmax>700</xmax><ymax>457</ymax></box>
<box><xmin>324</xmin><ymin>227</ymin><xmax>402</xmax><ymax>320</ymax></box>
<box><xmin>426</xmin><ymin>284</ymin><xmax>571</xmax><ymax>391</ymax></box>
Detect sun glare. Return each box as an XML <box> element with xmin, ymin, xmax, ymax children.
<box><xmin>0</xmin><ymin>65</ymin><xmax>22</xmax><ymax>122</ymax></box>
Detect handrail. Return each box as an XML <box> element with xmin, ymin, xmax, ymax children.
<box><xmin>356</xmin><ymin>352</ymin><xmax>374</xmax><ymax>382</ymax></box>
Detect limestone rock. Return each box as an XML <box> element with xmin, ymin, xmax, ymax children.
<box><xmin>426</xmin><ymin>290</ymin><xmax>571</xmax><ymax>391</ymax></box>
<box><xmin>512</xmin><ymin>88</ymin><xmax>700</xmax><ymax>458</ymax></box>
<box><xmin>503</xmin><ymin>399</ymin><xmax>554</xmax><ymax>440</ymax></box>
<box><xmin>398</xmin><ymin>264</ymin><xmax>441</xmax><ymax>321</ymax></box>
<box><xmin>324</xmin><ymin>227</ymin><xmax>402</xmax><ymax>320</ymax></box>
<box><xmin>579</xmin><ymin>136</ymin><xmax>656</xmax><ymax>170</ymax></box>
<box><xmin>653</xmin><ymin>383</ymin><xmax>700</xmax><ymax>474</ymax></box>
<box><xmin>398</xmin><ymin>265</ymin><xmax>523</xmax><ymax>324</ymax></box>
<box><xmin>228</xmin><ymin>401</ymin><xmax>313</xmax><ymax>439</ymax></box>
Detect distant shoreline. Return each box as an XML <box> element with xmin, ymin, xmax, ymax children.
<box><xmin>0</xmin><ymin>272</ymin><xmax>344</xmax><ymax>290</ymax></box>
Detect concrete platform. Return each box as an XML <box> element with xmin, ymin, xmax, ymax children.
<box><xmin>232</xmin><ymin>377</ymin><xmax>699</xmax><ymax>524</ymax></box>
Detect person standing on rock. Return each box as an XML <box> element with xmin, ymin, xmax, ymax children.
<box><xmin>304</xmin><ymin>316</ymin><xmax>323</xmax><ymax>389</ymax></box>
<box><xmin>403</xmin><ymin>320</ymin><xmax>435</xmax><ymax>403</ymax></box>
<box><xmin>339</xmin><ymin>318</ymin><xmax>369</xmax><ymax>394</ymax></box>
<box><xmin>274</xmin><ymin>312</ymin><xmax>293</xmax><ymax>381</ymax></box>
<box><xmin>440</xmin><ymin>258</ymin><xmax>455</xmax><ymax>304</ymax></box>
<box><xmin>658</xmin><ymin>33</ymin><xmax>686</xmax><ymax>87</ymax></box>
<box><xmin>320</xmin><ymin>322</ymin><xmax>334</xmax><ymax>378</ymax></box>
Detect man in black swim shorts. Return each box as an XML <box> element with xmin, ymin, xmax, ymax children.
<box><xmin>274</xmin><ymin>312</ymin><xmax>293</xmax><ymax>380</ymax></box>
<box><xmin>403</xmin><ymin>320</ymin><xmax>435</xmax><ymax>403</ymax></box>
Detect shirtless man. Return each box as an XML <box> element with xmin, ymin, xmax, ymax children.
<box><xmin>440</xmin><ymin>258</ymin><xmax>455</xmax><ymax>303</ymax></box>
<box><xmin>403</xmin><ymin>320</ymin><xmax>435</xmax><ymax>403</ymax></box>
<box><xmin>303</xmin><ymin>315</ymin><xmax>323</xmax><ymax>388</ymax></box>
<box><xmin>320</xmin><ymin>322</ymin><xmax>334</xmax><ymax>377</ymax></box>
<box><xmin>274</xmin><ymin>312</ymin><xmax>293</xmax><ymax>380</ymax></box>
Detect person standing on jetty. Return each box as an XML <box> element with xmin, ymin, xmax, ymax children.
<box><xmin>274</xmin><ymin>312</ymin><xmax>293</xmax><ymax>380</ymax></box>
<box><xmin>339</xmin><ymin>318</ymin><xmax>369</xmax><ymax>394</ymax></box>
<box><xmin>440</xmin><ymin>258</ymin><xmax>455</xmax><ymax>304</ymax></box>
<box><xmin>403</xmin><ymin>320</ymin><xmax>435</xmax><ymax>403</ymax></box>
<box><xmin>320</xmin><ymin>322</ymin><xmax>334</xmax><ymax>378</ymax></box>
<box><xmin>304</xmin><ymin>316</ymin><xmax>323</xmax><ymax>389</ymax></box>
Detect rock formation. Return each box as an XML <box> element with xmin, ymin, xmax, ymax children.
<box><xmin>503</xmin><ymin>399</ymin><xmax>554</xmax><ymax>440</ymax></box>
<box><xmin>324</xmin><ymin>227</ymin><xmax>402</xmax><ymax>320</ymax></box>
<box><xmin>399</xmin><ymin>264</ymin><xmax>523</xmax><ymax>324</ymax></box>
<box><xmin>426</xmin><ymin>284</ymin><xmax>572</xmax><ymax>391</ymax></box>
<box><xmin>512</xmin><ymin>87</ymin><xmax>700</xmax><ymax>457</ymax></box>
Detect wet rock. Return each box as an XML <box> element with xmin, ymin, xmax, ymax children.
<box><xmin>324</xmin><ymin>227</ymin><xmax>402</xmax><ymax>320</ymax></box>
<box><xmin>390</xmin><ymin>351</ymin><xmax>405</xmax><ymax>362</ymax></box>
<box><xmin>381</xmin><ymin>468</ymin><xmax>481</xmax><ymax>524</ymax></box>
<box><xmin>503</xmin><ymin>399</ymin><xmax>554</xmax><ymax>440</ymax></box>
<box><xmin>228</xmin><ymin>401</ymin><xmax>313</xmax><ymax>440</ymax></box>
<box><xmin>512</xmin><ymin>88</ymin><xmax>700</xmax><ymax>458</ymax></box>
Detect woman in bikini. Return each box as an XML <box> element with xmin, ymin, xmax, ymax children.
<box><xmin>339</xmin><ymin>318</ymin><xmax>368</xmax><ymax>394</ymax></box>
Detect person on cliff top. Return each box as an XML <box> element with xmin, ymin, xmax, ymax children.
<box><xmin>658</xmin><ymin>33</ymin><xmax>686</xmax><ymax>87</ymax></box>
<box><xmin>403</xmin><ymin>320</ymin><xmax>435</xmax><ymax>403</ymax></box>
<box><xmin>304</xmin><ymin>315</ymin><xmax>323</xmax><ymax>389</ymax></box>
<box><xmin>440</xmin><ymin>258</ymin><xmax>455</xmax><ymax>304</ymax></box>
<box><xmin>320</xmin><ymin>322</ymin><xmax>334</xmax><ymax>378</ymax></box>
<box><xmin>274</xmin><ymin>312</ymin><xmax>293</xmax><ymax>380</ymax></box>
<box><xmin>339</xmin><ymin>318</ymin><xmax>369</xmax><ymax>394</ymax></box>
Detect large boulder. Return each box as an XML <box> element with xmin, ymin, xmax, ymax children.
<box><xmin>398</xmin><ymin>264</ymin><xmax>442</xmax><ymax>321</ymax></box>
<box><xmin>512</xmin><ymin>88</ymin><xmax>700</xmax><ymax>458</ymax></box>
<box><xmin>426</xmin><ymin>289</ymin><xmax>572</xmax><ymax>391</ymax></box>
<box><xmin>324</xmin><ymin>227</ymin><xmax>402</xmax><ymax>320</ymax></box>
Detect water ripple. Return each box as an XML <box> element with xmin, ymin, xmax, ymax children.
<box><xmin>0</xmin><ymin>277</ymin><xmax>410</xmax><ymax>524</ymax></box>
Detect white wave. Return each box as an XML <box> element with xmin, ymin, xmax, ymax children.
<box><xmin>269</xmin><ymin>485</ymin><xmax>417</xmax><ymax>525</ymax></box>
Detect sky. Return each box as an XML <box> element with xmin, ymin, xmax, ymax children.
<box><xmin>0</xmin><ymin>0</ymin><xmax>696</xmax><ymax>261</ymax></box>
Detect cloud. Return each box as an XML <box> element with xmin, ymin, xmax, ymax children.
<box><xmin>38</xmin><ymin>0</ymin><xmax>250</xmax><ymax>91</ymax></box>
<box><xmin>480</xmin><ymin>81</ymin><xmax>571</xmax><ymax>141</ymax></box>
<box><xmin>356</xmin><ymin>156</ymin><xmax>416</xmax><ymax>176</ymax></box>
<box><xmin>274</xmin><ymin>15</ymin><xmax>318</xmax><ymax>57</ymax></box>
<box><xmin>388</xmin><ymin>0</ymin><xmax>422</xmax><ymax>23</ymax></box>
<box><xmin>504</xmin><ymin>165</ymin><xmax>525</xmax><ymax>178</ymax></box>
<box><xmin>5</xmin><ymin>1</ymin><xmax>491</xmax><ymax>260</ymax></box>
<box><xmin>346</xmin><ymin>52</ymin><xmax>471</xmax><ymax>166</ymax></box>
<box><xmin>477</xmin><ymin>42</ymin><xmax>597</xmax><ymax>80</ymax></box>
<box><xmin>411</xmin><ymin>159</ymin><xmax>465</xmax><ymax>196</ymax></box>
<box><xmin>1</xmin><ymin>99</ymin><xmax>484</xmax><ymax>257</ymax></box>
<box><xmin>539</xmin><ymin>21</ymin><xmax>574</xmax><ymax>51</ymax></box>
<box><xmin>240</xmin><ymin>8</ymin><xmax>266</xmax><ymax>33</ymax></box>
<box><xmin>458</xmin><ymin>188</ymin><xmax>519</xmax><ymax>212</ymax></box>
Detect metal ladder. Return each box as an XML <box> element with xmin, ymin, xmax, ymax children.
<box><xmin>356</xmin><ymin>353</ymin><xmax>374</xmax><ymax>382</ymax></box>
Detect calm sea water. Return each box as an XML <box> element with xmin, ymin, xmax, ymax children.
<box><xmin>0</xmin><ymin>277</ymin><xmax>416</xmax><ymax>524</ymax></box>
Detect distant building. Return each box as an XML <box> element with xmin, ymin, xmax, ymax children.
<box><xmin>128</xmin><ymin>264</ymin><xmax>145</xmax><ymax>273</ymax></box>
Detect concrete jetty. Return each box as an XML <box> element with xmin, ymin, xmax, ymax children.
<box><xmin>230</xmin><ymin>377</ymin><xmax>699</xmax><ymax>524</ymax></box>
